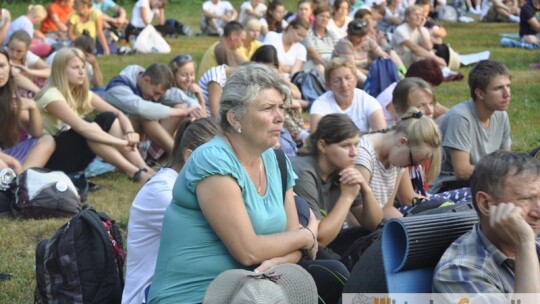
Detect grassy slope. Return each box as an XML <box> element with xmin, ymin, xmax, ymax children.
<box><xmin>1</xmin><ymin>1</ymin><xmax>539</xmax><ymax>302</ymax></box>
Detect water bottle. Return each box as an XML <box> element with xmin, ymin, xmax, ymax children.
<box><xmin>129</xmin><ymin>35</ymin><xmax>136</xmax><ymax>47</ymax></box>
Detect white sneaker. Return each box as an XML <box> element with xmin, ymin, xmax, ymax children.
<box><xmin>459</xmin><ymin>16</ymin><xmax>475</xmax><ymax>23</ymax></box>
<box><xmin>508</xmin><ymin>15</ymin><xmax>520</xmax><ymax>23</ymax></box>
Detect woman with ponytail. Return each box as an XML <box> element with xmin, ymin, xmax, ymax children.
<box><xmin>355</xmin><ymin>107</ymin><xmax>442</xmax><ymax>219</ymax></box>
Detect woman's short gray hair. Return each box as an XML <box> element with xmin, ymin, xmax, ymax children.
<box><xmin>218</xmin><ymin>63</ymin><xmax>291</xmax><ymax>131</ymax></box>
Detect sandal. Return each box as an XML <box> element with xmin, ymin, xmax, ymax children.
<box><xmin>88</xmin><ymin>182</ymin><xmax>101</xmax><ymax>192</ymax></box>
<box><xmin>131</xmin><ymin>168</ymin><xmax>148</xmax><ymax>183</ymax></box>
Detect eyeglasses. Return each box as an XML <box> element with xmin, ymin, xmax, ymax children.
<box><xmin>316</xmin><ymin>13</ymin><xmax>331</xmax><ymax>19</ymax></box>
<box><xmin>173</xmin><ymin>54</ymin><xmax>193</xmax><ymax>66</ymax></box>
<box><xmin>409</xmin><ymin>146</ymin><xmax>420</xmax><ymax>167</ymax></box>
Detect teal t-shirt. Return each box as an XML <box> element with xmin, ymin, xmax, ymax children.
<box><xmin>148</xmin><ymin>136</ymin><xmax>297</xmax><ymax>304</ymax></box>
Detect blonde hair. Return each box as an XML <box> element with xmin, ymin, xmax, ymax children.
<box><xmin>36</xmin><ymin>48</ymin><xmax>92</xmax><ymax>115</ymax></box>
<box><xmin>372</xmin><ymin>107</ymin><xmax>442</xmax><ymax>182</ymax></box>
<box><xmin>245</xmin><ymin>18</ymin><xmax>261</xmax><ymax>30</ymax></box>
<box><xmin>395</xmin><ymin>107</ymin><xmax>442</xmax><ymax>182</ymax></box>
<box><xmin>405</xmin><ymin>5</ymin><xmax>424</xmax><ymax>17</ymax></box>
<box><xmin>27</xmin><ymin>5</ymin><xmax>47</xmax><ymax>20</ymax></box>
<box><xmin>324</xmin><ymin>57</ymin><xmax>357</xmax><ymax>85</ymax></box>
<box><xmin>392</xmin><ymin>77</ymin><xmax>435</xmax><ymax>116</ymax></box>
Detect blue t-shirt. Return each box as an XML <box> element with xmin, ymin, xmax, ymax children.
<box><xmin>92</xmin><ymin>0</ymin><xmax>117</xmax><ymax>13</ymax></box>
<box><xmin>148</xmin><ymin>136</ymin><xmax>297</xmax><ymax>304</ymax></box>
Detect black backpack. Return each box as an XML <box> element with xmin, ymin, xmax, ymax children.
<box><xmin>165</xmin><ymin>18</ymin><xmax>194</xmax><ymax>36</ymax></box>
<box><xmin>35</xmin><ymin>207</ymin><xmax>126</xmax><ymax>304</ymax></box>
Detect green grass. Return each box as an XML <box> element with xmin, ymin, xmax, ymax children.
<box><xmin>1</xmin><ymin>1</ymin><xmax>540</xmax><ymax>302</ymax></box>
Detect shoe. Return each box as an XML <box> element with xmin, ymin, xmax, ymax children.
<box><xmin>508</xmin><ymin>15</ymin><xmax>520</xmax><ymax>23</ymax></box>
<box><xmin>138</xmin><ymin>139</ymin><xmax>151</xmax><ymax>160</ymax></box>
<box><xmin>88</xmin><ymin>182</ymin><xmax>101</xmax><ymax>192</ymax></box>
<box><xmin>443</xmin><ymin>72</ymin><xmax>465</xmax><ymax>81</ymax></box>
<box><xmin>458</xmin><ymin>16</ymin><xmax>475</xmax><ymax>23</ymax></box>
<box><xmin>500</xmin><ymin>37</ymin><xmax>514</xmax><ymax>47</ymax></box>
<box><xmin>131</xmin><ymin>168</ymin><xmax>149</xmax><ymax>183</ymax></box>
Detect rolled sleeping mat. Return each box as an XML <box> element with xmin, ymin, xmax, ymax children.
<box><xmin>381</xmin><ymin>212</ymin><xmax>478</xmax><ymax>293</ymax></box>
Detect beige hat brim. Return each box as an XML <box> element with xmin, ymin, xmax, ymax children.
<box><xmin>203</xmin><ymin>264</ymin><xmax>318</xmax><ymax>304</ymax></box>
<box><xmin>448</xmin><ymin>47</ymin><xmax>461</xmax><ymax>71</ymax></box>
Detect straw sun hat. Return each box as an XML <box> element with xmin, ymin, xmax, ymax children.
<box><xmin>203</xmin><ymin>264</ymin><xmax>318</xmax><ymax>304</ymax></box>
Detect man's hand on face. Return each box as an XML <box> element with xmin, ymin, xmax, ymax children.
<box><xmin>489</xmin><ymin>203</ymin><xmax>536</xmax><ymax>250</ymax></box>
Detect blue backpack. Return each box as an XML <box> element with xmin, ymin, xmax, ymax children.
<box><xmin>364</xmin><ymin>58</ymin><xmax>400</xmax><ymax>98</ymax></box>
<box><xmin>291</xmin><ymin>70</ymin><xmax>327</xmax><ymax>109</ymax></box>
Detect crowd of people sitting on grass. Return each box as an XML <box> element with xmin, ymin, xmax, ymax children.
<box><xmin>1</xmin><ymin>0</ymin><xmax>539</xmax><ymax>303</ymax></box>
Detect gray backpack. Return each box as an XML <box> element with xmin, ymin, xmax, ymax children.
<box><xmin>12</xmin><ymin>168</ymin><xmax>81</xmax><ymax>218</ymax></box>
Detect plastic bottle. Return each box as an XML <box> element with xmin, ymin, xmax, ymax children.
<box><xmin>128</xmin><ymin>35</ymin><xmax>136</xmax><ymax>47</ymax></box>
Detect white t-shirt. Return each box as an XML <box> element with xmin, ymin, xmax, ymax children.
<box><xmin>391</xmin><ymin>22</ymin><xmax>430</xmax><ymax>68</ymax></box>
<box><xmin>263</xmin><ymin>31</ymin><xmax>307</xmax><ymax>78</ymax></box>
<box><xmin>310</xmin><ymin>88</ymin><xmax>382</xmax><ymax>132</ymax></box>
<box><xmin>4</xmin><ymin>15</ymin><xmax>33</xmax><ymax>45</ymax></box>
<box><xmin>122</xmin><ymin>168</ymin><xmax>178</xmax><ymax>304</ymax></box>
<box><xmin>376</xmin><ymin>81</ymin><xmax>398</xmax><ymax>126</ymax></box>
<box><xmin>239</xmin><ymin>1</ymin><xmax>267</xmax><ymax>24</ymax></box>
<box><xmin>131</xmin><ymin>0</ymin><xmax>156</xmax><ymax>28</ymax></box>
<box><xmin>25</xmin><ymin>50</ymin><xmax>41</xmax><ymax>68</ymax></box>
<box><xmin>377</xmin><ymin>6</ymin><xmax>405</xmax><ymax>34</ymax></box>
<box><xmin>326</xmin><ymin>16</ymin><xmax>352</xmax><ymax>39</ymax></box>
<box><xmin>202</xmin><ymin>0</ymin><xmax>235</xmax><ymax>28</ymax></box>
<box><xmin>198</xmin><ymin>64</ymin><xmax>228</xmax><ymax>117</ymax></box>
<box><xmin>258</xmin><ymin>18</ymin><xmax>288</xmax><ymax>41</ymax></box>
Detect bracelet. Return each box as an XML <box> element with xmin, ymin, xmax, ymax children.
<box><xmin>124</xmin><ymin>131</ymin><xmax>136</xmax><ymax>135</ymax></box>
<box><xmin>299</xmin><ymin>226</ymin><xmax>316</xmax><ymax>253</ymax></box>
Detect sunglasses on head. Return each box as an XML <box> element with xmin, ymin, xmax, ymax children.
<box><xmin>351</xmin><ymin>20</ymin><xmax>367</xmax><ymax>30</ymax></box>
<box><xmin>173</xmin><ymin>54</ymin><xmax>193</xmax><ymax>66</ymax></box>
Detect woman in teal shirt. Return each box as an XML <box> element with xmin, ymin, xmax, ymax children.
<box><xmin>148</xmin><ymin>63</ymin><xmax>319</xmax><ymax>303</ymax></box>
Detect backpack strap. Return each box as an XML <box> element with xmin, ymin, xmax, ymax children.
<box><xmin>273</xmin><ymin>149</ymin><xmax>287</xmax><ymax>203</ymax></box>
<box><xmin>80</xmin><ymin>209</ymin><xmax>124</xmax><ymax>284</ymax></box>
